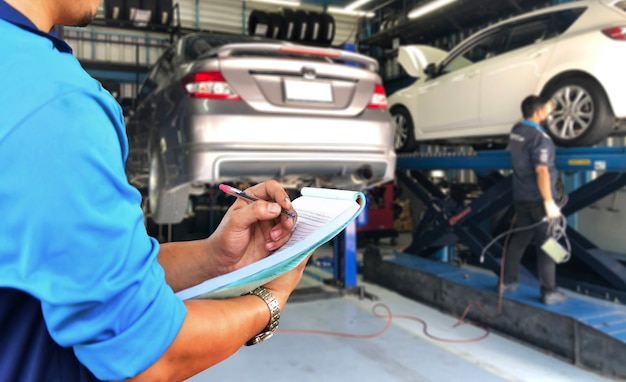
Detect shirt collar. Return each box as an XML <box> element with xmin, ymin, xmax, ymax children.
<box><xmin>0</xmin><ymin>0</ymin><xmax>73</xmax><ymax>53</ymax></box>
<box><xmin>522</xmin><ymin>119</ymin><xmax>545</xmax><ymax>132</ymax></box>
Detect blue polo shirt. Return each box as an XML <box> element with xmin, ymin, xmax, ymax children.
<box><xmin>508</xmin><ymin>120</ymin><xmax>559</xmax><ymax>201</ymax></box>
<box><xmin>0</xmin><ymin>2</ymin><xmax>186</xmax><ymax>381</ymax></box>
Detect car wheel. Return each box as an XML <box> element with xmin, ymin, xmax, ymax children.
<box><xmin>148</xmin><ymin>152</ymin><xmax>165</xmax><ymax>223</ymax></box>
<box><xmin>148</xmin><ymin>151</ymin><xmax>189</xmax><ymax>225</ymax></box>
<box><xmin>391</xmin><ymin>106</ymin><xmax>417</xmax><ymax>153</ymax></box>
<box><xmin>543</xmin><ymin>77</ymin><xmax>615</xmax><ymax>147</ymax></box>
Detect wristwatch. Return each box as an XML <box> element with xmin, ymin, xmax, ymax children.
<box><xmin>245</xmin><ymin>287</ymin><xmax>281</xmax><ymax>346</ymax></box>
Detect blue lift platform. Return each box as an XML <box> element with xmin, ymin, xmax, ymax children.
<box><xmin>362</xmin><ymin>146</ymin><xmax>626</xmax><ymax>380</ymax></box>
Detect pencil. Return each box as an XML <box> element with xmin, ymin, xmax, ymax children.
<box><xmin>218</xmin><ymin>184</ymin><xmax>297</xmax><ymax>218</ymax></box>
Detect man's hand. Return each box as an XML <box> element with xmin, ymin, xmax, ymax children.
<box><xmin>158</xmin><ymin>180</ymin><xmax>298</xmax><ymax>292</ymax></box>
<box><xmin>536</xmin><ymin>165</ymin><xmax>559</xmax><ymax>220</ymax></box>
<box><xmin>544</xmin><ymin>199</ymin><xmax>561</xmax><ymax>219</ymax></box>
<box><xmin>205</xmin><ymin>180</ymin><xmax>298</xmax><ymax>276</ymax></box>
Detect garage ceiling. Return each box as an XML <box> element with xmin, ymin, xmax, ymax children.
<box><xmin>303</xmin><ymin>0</ymin><xmax>354</xmax><ymax>5</ymax></box>
<box><xmin>299</xmin><ymin>0</ymin><xmax>556</xmax><ymax>43</ymax></box>
<box><xmin>358</xmin><ymin>0</ymin><xmax>554</xmax><ymax>47</ymax></box>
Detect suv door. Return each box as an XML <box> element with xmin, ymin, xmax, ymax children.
<box><xmin>416</xmin><ymin>31</ymin><xmax>499</xmax><ymax>133</ymax></box>
<box><xmin>479</xmin><ymin>14</ymin><xmax>558</xmax><ymax>127</ymax></box>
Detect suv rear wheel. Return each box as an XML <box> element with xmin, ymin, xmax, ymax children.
<box><xmin>544</xmin><ymin>77</ymin><xmax>614</xmax><ymax>147</ymax></box>
<box><xmin>392</xmin><ymin>106</ymin><xmax>417</xmax><ymax>153</ymax></box>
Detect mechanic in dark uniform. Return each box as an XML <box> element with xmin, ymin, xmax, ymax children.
<box><xmin>501</xmin><ymin>95</ymin><xmax>567</xmax><ymax>305</ymax></box>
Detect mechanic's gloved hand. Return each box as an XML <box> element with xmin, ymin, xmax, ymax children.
<box><xmin>543</xmin><ymin>200</ymin><xmax>561</xmax><ymax>219</ymax></box>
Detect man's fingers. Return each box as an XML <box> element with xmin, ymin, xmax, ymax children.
<box><xmin>247</xmin><ymin>181</ymin><xmax>295</xmax><ymax>216</ymax></box>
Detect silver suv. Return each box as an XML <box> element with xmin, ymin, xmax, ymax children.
<box><xmin>126</xmin><ymin>32</ymin><xmax>396</xmax><ymax>224</ymax></box>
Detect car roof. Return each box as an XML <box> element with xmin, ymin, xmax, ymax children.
<box><xmin>479</xmin><ymin>0</ymin><xmax>596</xmax><ymax>32</ymax></box>
<box><xmin>446</xmin><ymin>0</ymin><xmax>598</xmax><ymax>55</ymax></box>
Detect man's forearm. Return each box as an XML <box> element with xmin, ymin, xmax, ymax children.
<box><xmin>536</xmin><ymin>165</ymin><xmax>553</xmax><ymax>202</ymax></box>
<box><xmin>127</xmin><ymin>295</ymin><xmax>271</xmax><ymax>382</ymax></box>
<box><xmin>158</xmin><ymin>240</ymin><xmax>216</xmax><ymax>292</ymax></box>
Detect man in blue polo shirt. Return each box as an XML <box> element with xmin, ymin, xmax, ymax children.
<box><xmin>0</xmin><ymin>1</ymin><xmax>305</xmax><ymax>381</ymax></box>
<box><xmin>500</xmin><ymin>95</ymin><xmax>567</xmax><ymax>305</ymax></box>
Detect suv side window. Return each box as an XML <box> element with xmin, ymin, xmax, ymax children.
<box><xmin>155</xmin><ymin>48</ymin><xmax>176</xmax><ymax>84</ymax></box>
<box><xmin>498</xmin><ymin>17</ymin><xmax>553</xmax><ymax>55</ymax></box>
<box><xmin>495</xmin><ymin>7</ymin><xmax>585</xmax><ymax>56</ymax></box>
<box><xmin>441</xmin><ymin>32</ymin><xmax>499</xmax><ymax>74</ymax></box>
<box><xmin>136</xmin><ymin>47</ymin><xmax>176</xmax><ymax>102</ymax></box>
<box><xmin>137</xmin><ymin>61</ymin><xmax>161</xmax><ymax>102</ymax></box>
<box><xmin>553</xmin><ymin>7</ymin><xmax>586</xmax><ymax>34</ymax></box>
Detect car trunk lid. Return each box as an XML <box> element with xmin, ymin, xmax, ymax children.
<box><xmin>209</xmin><ymin>43</ymin><xmax>384</xmax><ymax>116</ymax></box>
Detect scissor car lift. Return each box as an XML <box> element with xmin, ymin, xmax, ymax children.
<box><xmin>363</xmin><ymin>146</ymin><xmax>626</xmax><ymax>380</ymax></box>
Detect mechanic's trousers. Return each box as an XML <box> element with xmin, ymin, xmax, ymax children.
<box><xmin>502</xmin><ymin>199</ymin><xmax>557</xmax><ymax>294</ymax></box>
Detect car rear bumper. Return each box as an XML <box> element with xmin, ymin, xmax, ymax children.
<box><xmin>179</xmin><ymin>148</ymin><xmax>396</xmax><ymax>188</ymax></box>
<box><xmin>182</xmin><ymin>108</ymin><xmax>394</xmax><ymax>147</ymax></box>
<box><xmin>160</xmin><ymin>109</ymin><xmax>396</xmax><ymax>189</ymax></box>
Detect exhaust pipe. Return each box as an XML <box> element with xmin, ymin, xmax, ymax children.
<box><xmin>314</xmin><ymin>166</ymin><xmax>376</xmax><ymax>189</ymax></box>
<box><xmin>352</xmin><ymin>165</ymin><xmax>374</xmax><ymax>183</ymax></box>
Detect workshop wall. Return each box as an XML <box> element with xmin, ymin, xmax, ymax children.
<box><xmin>176</xmin><ymin>0</ymin><xmax>359</xmax><ymax>46</ymax></box>
<box><xmin>579</xmin><ymin>191</ymin><xmax>626</xmax><ymax>256</ymax></box>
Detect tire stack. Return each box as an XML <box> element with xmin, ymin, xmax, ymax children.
<box><xmin>103</xmin><ymin>0</ymin><xmax>173</xmax><ymax>27</ymax></box>
<box><xmin>104</xmin><ymin>0</ymin><xmax>125</xmax><ymax>23</ymax></box>
<box><xmin>248</xmin><ymin>8</ymin><xmax>336</xmax><ymax>46</ymax></box>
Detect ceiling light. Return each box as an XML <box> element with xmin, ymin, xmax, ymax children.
<box><xmin>408</xmin><ymin>0</ymin><xmax>457</xmax><ymax>20</ymax></box>
<box><xmin>327</xmin><ymin>6</ymin><xmax>375</xmax><ymax>18</ymax></box>
<box><xmin>246</xmin><ymin>0</ymin><xmax>301</xmax><ymax>7</ymax></box>
<box><xmin>345</xmin><ymin>0</ymin><xmax>374</xmax><ymax>11</ymax></box>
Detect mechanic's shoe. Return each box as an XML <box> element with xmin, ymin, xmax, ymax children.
<box><xmin>497</xmin><ymin>281</ymin><xmax>519</xmax><ymax>294</ymax></box>
<box><xmin>542</xmin><ymin>290</ymin><xmax>568</xmax><ymax>305</ymax></box>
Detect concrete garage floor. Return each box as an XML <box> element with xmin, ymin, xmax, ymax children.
<box><xmin>188</xmin><ymin>279</ymin><xmax>613</xmax><ymax>382</ymax></box>
<box><xmin>187</xmin><ymin>235</ymin><xmax>615</xmax><ymax>382</ymax></box>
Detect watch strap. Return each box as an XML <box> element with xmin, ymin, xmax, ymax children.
<box><xmin>245</xmin><ymin>286</ymin><xmax>280</xmax><ymax>346</ymax></box>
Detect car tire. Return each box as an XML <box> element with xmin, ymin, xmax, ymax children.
<box><xmin>280</xmin><ymin>9</ymin><xmax>296</xmax><ymax>40</ymax></box>
<box><xmin>317</xmin><ymin>13</ymin><xmax>335</xmax><ymax>45</ymax></box>
<box><xmin>267</xmin><ymin>12</ymin><xmax>283</xmax><ymax>39</ymax></box>
<box><xmin>248</xmin><ymin>10</ymin><xmax>271</xmax><ymax>37</ymax></box>
<box><xmin>543</xmin><ymin>77</ymin><xmax>615</xmax><ymax>147</ymax></box>
<box><xmin>391</xmin><ymin>106</ymin><xmax>417</xmax><ymax>152</ymax></box>
<box><xmin>305</xmin><ymin>11</ymin><xmax>322</xmax><ymax>43</ymax></box>
<box><xmin>148</xmin><ymin>151</ymin><xmax>188</xmax><ymax>225</ymax></box>
<box><xmin>292</xmin><ymin>10</ymin><xmax>310</xmax><ymax>42</ymax></box>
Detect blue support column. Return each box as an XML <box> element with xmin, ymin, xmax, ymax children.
<box><xmin>562</xmin><ymin>171</ymin><xmax>590</xmax><ymax>229</ymax></box>
<box><xmin>332</xmin><ymin>220</ymin><xmax>358</xmax><ymax>289</ymax></box>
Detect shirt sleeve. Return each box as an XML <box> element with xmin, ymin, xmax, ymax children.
<box><xmin>529</xmin><ymin>131</ymin><xmax>551</xmax><ymax>168</ymax></box>
<box><xmin>0</xmin><ymin>87</ymin><xmax>186</xmax><ymax>380</ymax></box>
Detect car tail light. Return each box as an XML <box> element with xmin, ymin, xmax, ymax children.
<box><xmin>181</xmin><ymin>71</ymin><xmax>241</xmax><ymax>100</ymax></box>
<box><xmin>367</xmin><ymin>84</ymin><xmax>388</xmax><ymax>109</ymax></box>
<box><xmin>602</xmin><ymin>26</ymin><xmax>626</xmax><ymax>40</ymax></box>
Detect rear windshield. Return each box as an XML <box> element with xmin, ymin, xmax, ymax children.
<box><xmin>183</xmin><ymin>33</ymin><xmax>332</xmax><ymax>65</ymax></box>
<box><xmin>183</xmin><ymin>33</ymin><xmax>276</xmax><ymax>61</ymax></box>
<box><xmin>615</xmin><ymin>1</ymin><xmax>626</xmax><ymax>12</ymax></box>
